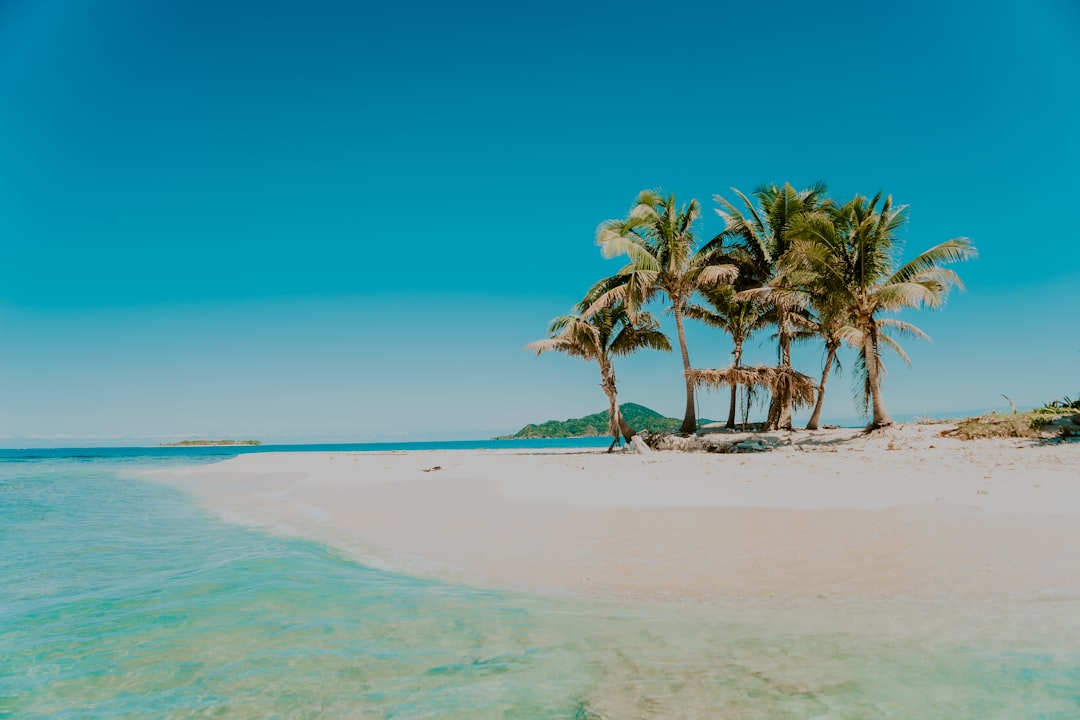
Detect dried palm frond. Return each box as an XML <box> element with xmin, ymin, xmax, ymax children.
<box><xmin>688</xmin><ymin>365</ymin><xmax>775</xmax><ymax>392</ymax></box>
<box><xmin>690</xmin><ymin>365</ymin><xmax>817</xmax><ymax>410</ymax></box>
<box><xmin>769</xmin><ymin>366</ymin><xmax>818</xmax><ymax>409</ymax></box>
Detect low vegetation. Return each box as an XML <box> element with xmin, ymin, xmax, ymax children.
<box><xmin>942</xmin><ymin>393</ymin><xmax>1080</xmax><ymax>441</ymax></box>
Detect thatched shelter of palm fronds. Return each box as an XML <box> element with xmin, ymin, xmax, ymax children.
<box><xmin>689</xmin><ymin>366</ymin><xmax>818</xmax><ymax>409</ymax></box>
<box><xmin>689</xmin><ymin>366</ymin><xmax>771</xmax><ymax>395</ymax></box>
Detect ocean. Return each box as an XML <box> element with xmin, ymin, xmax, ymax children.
<box><xmin>3</xmin><ymin>443</ymin><xmax>1080</xmax><ymax>718</ymax></box>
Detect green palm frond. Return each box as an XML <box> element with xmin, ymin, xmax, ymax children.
<box><xmin>852</xmin><ymin>350</ymin><xmax>872</xmax><ymax>414</ymax></box>
<box><xmin>687</xmin><ymin>290</ymin><xmax>772</xmax><ymax>335</ymax></box>
<box><xmin>837</xmin><ymin>324</ymin><xmax>864</xmax><ymax>346</ymax></box>
<box><xmin>695</xmin><ymin>261</ymin><xmax>740</xmax><ymax>288</ymax></box>
<box><xmin>734</xmin><ymin>285</ymin><xmax>773</xmax><ymax>303</ymax></box>
<box><xmin>888</xmin><ymin>238</ymin><xmax>975</xmax><ymax>286</ymax></box>
<box><xmin>873</xmin><ymin>281</ymin><xmax>946</xmax><ymax>311</ymax></box>
<box><xmin>596</xmin><ymin>224</ymin><xmax>654</xmax><ymax>264</ymax></box>
<box><xmin>717</xmin><ymin>182</ymin><xmax>832</xmax><ymax>296</ymax></box>
<box><xmin>634</xmin><ymin>189</ymin><xmax>665</xmax><ymax>214</ymax></box>
<box><xmin>876</xmin><ymin>331</ymin><xmax>912</xmax><ymax>366</ymax></box>
<box><xmin>715</xmin><ymin>188</ymin><xmax>771</xmax><ymax>267</ymax></box>
<box><xmin>530</xmin><ymin>297</ymin><xmax>671</xmax><ymax>364</ymax></box>
<box><xmin>526</xmin><ymin>333</ymin><xmax>593</xmax><ymax>361</ymax></box>
<box><xmin>610</xmin><ymin>317</ymin><xmax>672</xmax><ymax>356</ymax></box>
<box><xmin>530</xmin><ymin>291</ymin><xmax>673</xmax><ymax>443</ymax></box>
<box><xmin>594</xmin><ymin>188</ymin><xmax>729</xmax><ymax>324</ymax></box>
<box><xmin>533</xmin><ymin>315</ymin><xmax>604</xmax><ymax>358</ymax></box>
<box><xmin>876</xmin><ymin>317</ymin><xmax>931</xmax><ymax>343</ymax></box>
<box><xmin>580</xmin><ymin>275</ymin><xmax>627</xmax><ymax>318</ymax></box>
<box><xmin>581</xmin><ymin>267</ymin><xmax>658</xmax><ymax>319</ymax></box>
<box><xmin>684</xmin><ymin>303</ymin><xmax>726</xmax><ymax>327</ymax></box>
<box><xmin>546</xmin><ymin>313</ymin><xmax>570</xmax><ymax>333</ymax></box>
<box><xmin>619</xmin><ymin>268</ymin><xmax>661</xmax><ymax>308</ymax></box>
<box><xmin>525</xmin><ymin>337</ymin><xmax>565</xmax><ymax>355</ymax></box>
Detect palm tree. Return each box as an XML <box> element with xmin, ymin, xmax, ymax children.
<box><xmin>779</xmin><ymin>251</ymin><xmax>856</xmax><ymax>430</ymax></box>
<box><xmin>686</xmin><ymin>284</ymin><xmax>772</xmax><ymax>428</ymax></box>
<box><xmin>592</xmin><ymin>189</ymin><xmax>737</xmax><ymax>434</ymax></box>
<box><xmin>709</xmin><ymin>182</ymin><xmax>831</xmax><ymax>429</ymax></box>
<box><xmin>527</xmin><ymin>296</ymin><xmax>671</xmax><ymax>448</ymax></box>
<box><xmin>784</xmin><ymin>193</ymin><xmax>976</xmax><ymax>428</ymax></box>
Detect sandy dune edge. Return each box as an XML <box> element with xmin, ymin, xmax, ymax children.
<box><xmin>151</xmin><ymin>426</ymin><xmax>1080</xmax><ymax>601</ymax></box>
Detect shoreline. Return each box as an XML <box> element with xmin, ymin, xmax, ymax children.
<box><xmin>150</xmin><ymin>423</ymin><xmax>1080</xmax><ymax>603</ymax></box>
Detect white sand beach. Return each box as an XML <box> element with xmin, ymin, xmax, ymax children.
<box><xmin>154</xmin><ymin>425</ymin><xmax>1080</xmax><ymax>602</ymax></box>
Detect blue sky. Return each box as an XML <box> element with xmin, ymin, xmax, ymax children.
<box><xmin>1</xmin><ymin>0</ymin><xmax>1078</xmax><ymax>445</ymax></box>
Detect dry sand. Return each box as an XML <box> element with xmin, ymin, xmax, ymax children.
<box><xmin>151</xmin><ymin>424</ymin><xmax>1080</xmax><ymax>602</ymax></box>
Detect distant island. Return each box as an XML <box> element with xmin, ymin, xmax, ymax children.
<box><xmin>497</xmin><ymin>403</ymin><xmax>710</xmax><ymax>439</ymax></box>
<box><xmin>163</xmin><ymin>440</ymin><xmax>262</xmax><ymax>447</ymax></box>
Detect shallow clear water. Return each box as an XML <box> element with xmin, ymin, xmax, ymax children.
<box><xmin>4</xmin><ymin>453</ymin><xmax>1080</xmax><ymax>718</ymax></box>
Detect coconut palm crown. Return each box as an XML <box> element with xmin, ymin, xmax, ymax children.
<box><xmin>783</xmin><ymin>193</ymin><xmax>976</xmax><ymax>428</ymax></box>
<box><xmin>592</xmin><ymin>189</ymin><xmax>737</xmax><ymax>434</ymax></box>
<box><xmin>527</xmin><ymin>295</ymin><xmax>671</xmax><ymax>448</ymax></box>
<box><xmin>709</xmin><ymin>181</ymin><xmax>831</xmax><ymax>429</ymax></box>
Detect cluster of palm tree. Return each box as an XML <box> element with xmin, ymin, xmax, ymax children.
<box><xmin>530</xmin><ymin>183</ymin><xmax>976</xmax><ymax>444</ymax></box>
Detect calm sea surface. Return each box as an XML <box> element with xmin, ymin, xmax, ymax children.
<box><xmin>3</xmin><ymin>443</ymin><xmax>1080</xmax><ymax>718</ymax></box>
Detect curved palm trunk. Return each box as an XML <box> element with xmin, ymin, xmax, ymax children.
<box><xmin>806</xmin><ymin>340</ymin><xmax>838</xmax><ymax>430</ymax></box>
<box><xmin>726</xmin><ymin>341</ymin><xmax>743</xmax><ymax>429</ymax></box>
<box><xmin>600</xmin><ymin>360</ymin><xmax>634</xmax><ymax>448</ymax></box>
<box><xmin>673</xmin><ymin>305</ymin><xmax>697</xmax><ymax>435</ymax></box>
<box><xmin>605</xmin><ymin>396</ymin><xmax>635</xmax><ymax>451</ymax></box>
<box><xmin>864</xmin><ymin>325</ymin><xmax>893</xmax><ymax>429</ymax></box>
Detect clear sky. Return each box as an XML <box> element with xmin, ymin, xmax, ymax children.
<box><xmin>1</xmin><ymin>0</ymin><xmax>1078</xmax><ymax>446</ymax></box>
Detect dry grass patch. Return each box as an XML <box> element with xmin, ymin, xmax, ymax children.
<box><xmin>944</xmin><ymin>415</ymin><xmax>1042</xmax><ymax>440</ymax></box>
<box><xmin>941</xmin><ymin>410</ymin><xmax>1079</xmax><ymax>441</ymax></box>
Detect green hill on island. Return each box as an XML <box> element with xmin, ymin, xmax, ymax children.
<box><xmin>498</xmin><ymin>403</ymin><xmax>709</xmax><ymax>439</ymax></box>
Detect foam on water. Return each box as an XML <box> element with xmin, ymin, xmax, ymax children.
<box><xmin>3</xmin><ymin>454</ymin><xmax>1080</xmax><ymax>718</ymax></box>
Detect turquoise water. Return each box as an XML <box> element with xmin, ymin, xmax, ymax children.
<box><xmin>4</xmin><ymin>451</ymin><xmax>1080</xmax><ymax>718</ymax></box>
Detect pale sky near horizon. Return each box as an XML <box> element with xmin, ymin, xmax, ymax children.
<box><xmin>1</xmin><ymin>0</ymin><xmax>1078</xmax><ymax>446</ymax></box>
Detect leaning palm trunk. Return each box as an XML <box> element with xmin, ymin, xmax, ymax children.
<box><xmin>863</xmin><ymin>325</ymin><xmax>894</xmax><ymax>428</ymax></box>
<box><xmin>726</xmin><ymin>344</ymin><xmax>743</xmax><ymax>429</ymax></box>
<box><xmin>604</xmin><ymin>392</ymin><xmax>635</xmax><ymax>450</ymax></box>
<box><xmin>673</xmin><ymin>305</ymin><xmax>697</xmax><ymax>435</ymax></box>
<box><xmin>600</xmin><ymin>362</ymin><xmax>634</xmax><ymax>447</ymax></box>
<box><xmin>806</xmin><ymin>340</ymin><xmax>839</xmax><ymax>430</ymax></box>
